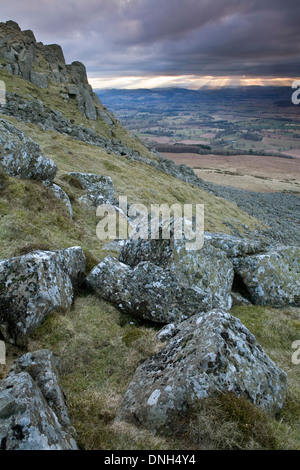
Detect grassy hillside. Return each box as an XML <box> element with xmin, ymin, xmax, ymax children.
<box><xmin>1</xmin><ymin>63</ymin><xmax>300</xmax><ymax>451</ymax></box>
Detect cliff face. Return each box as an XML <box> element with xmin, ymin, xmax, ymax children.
<box><xmin>0</xmin><ymin>20</ymin><xmax>100</xmax><ymax>121</ymax></box>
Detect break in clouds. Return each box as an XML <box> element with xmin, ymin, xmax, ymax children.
<box><xmin>1</xmin><ymin>0</ymin><xmax>300</xmax><ymax>79</ymax></box>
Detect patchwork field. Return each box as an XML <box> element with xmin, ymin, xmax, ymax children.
<box><xmin>99</xmin><ymin>87</ymin><xmax>300</xmax><ymax>195</ymax></box>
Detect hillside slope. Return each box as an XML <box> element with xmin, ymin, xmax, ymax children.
<box><xmin>0</xmin><ymin>21</ymin><xmax>300</xmax><ymax>451</ymax></box>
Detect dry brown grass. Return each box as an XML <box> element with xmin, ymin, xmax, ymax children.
<box><xmin>163</xmin><ymin>152</ymin><xmax>300</xmax><ymax>194</ymax></box>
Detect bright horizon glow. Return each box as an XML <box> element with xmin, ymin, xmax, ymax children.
<box><xmin>88</xmin><ymin>74</ymin><xmax>295</xmax><ymax>90</ymax></box>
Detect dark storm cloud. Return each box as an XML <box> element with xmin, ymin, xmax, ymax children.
<box><xmin>1</xmin><ymin>0</ymin><xmax>299</xmax><ymax>78</ymax></box>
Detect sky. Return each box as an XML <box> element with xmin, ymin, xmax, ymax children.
<box><xmin>1</xmin><ymin>0</ymin><xmax>299</xmax><ymax>89</ymax></box>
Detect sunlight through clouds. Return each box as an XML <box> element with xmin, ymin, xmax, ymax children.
<box><xmin>89</xmin><ymin>75</ymin><xmax>294</xmax><ymax>90</ymax></box>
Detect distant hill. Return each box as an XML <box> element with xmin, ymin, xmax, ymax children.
<box><xmin>98</xmin><ymin>86</ymin><xmax>294</xmax><ymax>111</ymax></box>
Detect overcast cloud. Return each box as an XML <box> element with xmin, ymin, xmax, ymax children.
<box><xmin>1</xmin><ymin>0</ymin><xmax>299</xmax><ymax>86</ymax></box>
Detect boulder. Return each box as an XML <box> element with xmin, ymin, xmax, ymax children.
<box><xmin>9</xmin><ymin>350</ymin><xmax>73</xmax><ymax>430</ymax></box>
<box><xmin>0</xmin><ymin>246</ymin><xmax>86</xmax><ymax>345</ymax></box>
<box><xmin>0</xmin><ymin>119</ymin><xmax>57</xmax><ymax>183</ymax></box>
<box><xmin>30</xmin><ymin>71</ymin><xmax>48</xmax><ymax>89</ymax></box>
<box><xmin>102</xmin><ymin>240</ymin><xmax>126</xmax><ymax>253</ymax></box>
<box><xmin>67</xmin><ymin>61</ymin><xmax>88</xmax><ymax>85</ymax></box>
<box><xmin>18</xmin><ymin>45</ymin><xmax>35</xmax><ymax>80</ymax></box>
<box><xmin>5</xmin><ymin>21</ymin><xmax>21</xmax><ymax>31</ymax></box>
<box><xmin>119</xmin><ymin>229</ymin><xmax>234</xmax><ymax>314</ymax></box>
<box><xmin>83</xmin><ymin>87</ymin><xmax>97</xmax><ymax>120</ymax></box>
<box><xmin>87</xmin><ymin>249</ymin><xmax>232</xmax><ymax>324</ymax></box>
<box><xmin>0</xmin><ymin>350</ymin><xmax>78</xmax><ymax>450</ymax></box>
<box><xmin>98</xmin><ymin>110</ymin><xmax>113</xmax><ymax>125</ymax></box>
<box><xmin>116</xmin><ymin>310</ymin><xmax>287</xmax><ymax>434</ymax></box>
<box><xmin>44</xmin><ymin>44</ymin><xmax>66</xmax><ymax>67</ymax></box>
<box><xmin>66</xmin><ymin>84</ymin><xmax>79</xmax><ymax>97</ymax></box>
<box><xmin>204</xmin><ymin>232</ymin><xmax>268</xmax><ymax>258</ymax></box>
<box><xmin>233</xmin><ymin>246</ymin><xmax>300</xmax><ymax>307</ymax></box>
<box><xmin>68</xmin><ymin>172</ymin><xmax>115</xmax><ymax>206</ymax></box>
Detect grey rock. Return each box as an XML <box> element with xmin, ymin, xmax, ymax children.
<box><xmin>119</xmin><ymin>227</ymin><xmax>234</xmax><ymax>315</ymax></box>
<box><xmin>83</xmin><ymin>87</ymin><xmax>97</xmax><ymax>120</ymax></box>
<box><xmin>18</xmin><ymin>45</ymin><xmax>35</xmax><ymax>80</ymax></box>
<box><xmin>8</xmin><ymin>350</ymin><xmax>73</xmax><ymax>430</ymax></box>
<box><xmin>233</xmin><ymin>245</ymin><xmax>300</xmax><ymax>307</ymax></box>
<box><xmin>156</xmin><ymin>323</ymin><xmax>178</xmax><ymax>342</ymax></box>
<box><xmin>66</xmin><ymin>84</ymin><xmax>79</xmax><ymax>97</ymax></box>
<box><xmin>0</xmin><ymin>362</ymin><xmax>78</xmax><ymax>450</ymax></box>
<box><xmin>44</xmin><ymin>44</ymin><xmax>66</xmax><ymax>67</ymax></box>
<box><xmin>205</xmin><ymin>232</ymin><xmax>268</xmax><ymax>258</ymax></box>
<box><xmin>102</xmin><ymin>240</ymin><xmax>126</xmax><ymax>253</ymax></box>
<box><xmin>5</xmin><ymin>21</ymin><xmax>21</xmax><ymax>31</ymax></box>
<box><xmin>86</xmin><ymin>247</ymin><xmax>233</xmax><ymax>323</ymax></box>
<box><xmin>48</xmin><ymin>183</ymin><xmax>73</xmax><ymax>218</ymax></box>
<box><xmin>67</xmin><ymin>61</ymin><xmax>88</xmax><ymax>85</ymax></box>
<box><xmin>0</xmin><ymin>246</ymin><xmax>86</xmax><ymax>345</ymax></box>
<box><xmin>117</xmin><ymin>309</ymin><xmax>287</xmax><ymax>434</ymax></box>
<box><xmin>68</xmin><ymin>172</ymin><xmax>115</xmax><ymax>206</ymax></box>
<box><xmin>22</xmin><ymin>30</ymin><xmax>36</xmax><ymax>42</ymax></box>
<box><xmin>98</xmin><ymin>110</ymin><xmax>113</xmax><ymax>125</ymax></box>
<box><xmin>30</xmin><ymin>71</ymin><xmax>48</xmax><ymax>89</ymax></box>
<box><xmin>0</xmin><ymin>118</ymin><xmax>57</xmax><ymax>183</ymax></box>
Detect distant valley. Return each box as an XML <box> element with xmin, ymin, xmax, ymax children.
<box><xmin>98</xmin><ymin>87</ymin><xmax>300</xmax><ymax>194</ymax></box>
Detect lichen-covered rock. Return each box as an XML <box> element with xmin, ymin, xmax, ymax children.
<box><xmin>8</xmin><ymin>350</ymin><xmax>73</xmax><ymax>430</ymax></box>
<box><xmin>0</xmin><ymin>350</ymin><xmax>78</xmax><ymax>450</ymax></box>
<box><xmin>68</xmin><ymin>172</ymin><xmax>114</xmax><ymax>206</ymax></box>
<box><xmin>0</xmin><ymin>119</ymin><xmax>57</xmax><ymax>182</ymax></box>
<box><xmin>156</xmin><ymin>323</ymin><xmax>178</xmax><ymax>342</ymax></box>
<box><xmin>119</xmin><ymin>231</ymin><xmax>234</xmax><ymax>314</ymax></box>
<box><xmin>30</xmin><ymin>71</ymin><xmax>48</xmax><ymax>89</ymax></box>
<box><xmin>0</xmin><ymin>246</ymin><xmax>86</xmax><ymax>345</ymax></box>
<box><xmin>48</xmin><ymin>183</ymin><xmax>73</xmax><ymax>218</ymax></box>
<box><xmin>233</xmin><ymin>246</ymin><xmax>300</xmax><ymax>307</ymax></box>
<box><xmin>87</xmin><ymin>249</ymin><xmax>232</xmax><ymax>324</ymax></box>
<box><xmin>102</xmin><ymin>240</ymin><xmax>126</xmax><ymax>253</ymax></box>
<box><xmin>205</xmin><ymin>232</ymin><xmax>268</xmax><ymax>258</ymax></box>
<box><xmin>231</xmin><ymin>291</ymin><xmax>252</xmax><ymax>307</ymax></box>
<box><xmin>117</xmin><ymin>310</ymin><xmax>287</xmax><ymax>434</ymax></box>
<box><xmin>98</xmin><ymin>110</ymin><xmax>113</xmax><ymax>125</ymax></box>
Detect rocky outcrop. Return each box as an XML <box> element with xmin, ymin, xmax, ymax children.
<box><xmin>119</xmin><ymin>230</ymin><xmax>234</xmax><ymax>308</ymax></box>
<box><xmin>0</xmin><ymin>246</ymin><xmax>86</xmax><ymax>345</ymax></box>
<box><xmin>1</xmin><ymin>92</ymin><xmax>137</xmax><ymax>157</ymax></box>
<box><xmin>0</xmin><ymin>118</ymin><xmax>57</xmax><ymax>182</ymax></box>
<box><xmin>233</xmin><ymin>246</ymin><xmax>300</xmax><ymax>307</ymax></box>
<box><xmin>87</xmin><ymin>256</ymin><xmax>212</xmax><ymax>323</ymax></box>
<box><xmin>0</xmin><ymin>349</ymin><xmax>78</xmax><ymax>450</ymax></box>
<box><xmin>0</xmin><ymin>21</ymin><xmax>100</xmax><ymax>121</ymax></box>
<box><xmin>67</xmin><ymin>172</ymin><xmax>115</xmax><ymax>206</ymax></box>
<box><xmin>87</xmin><ymin>236</ymin><xmax>234</xmax><ymax>323</ymax></box>
<box><xmin>116</xmin><ymin>309</ymin><xmax>287</xmax><ymax>434</ymax></box>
